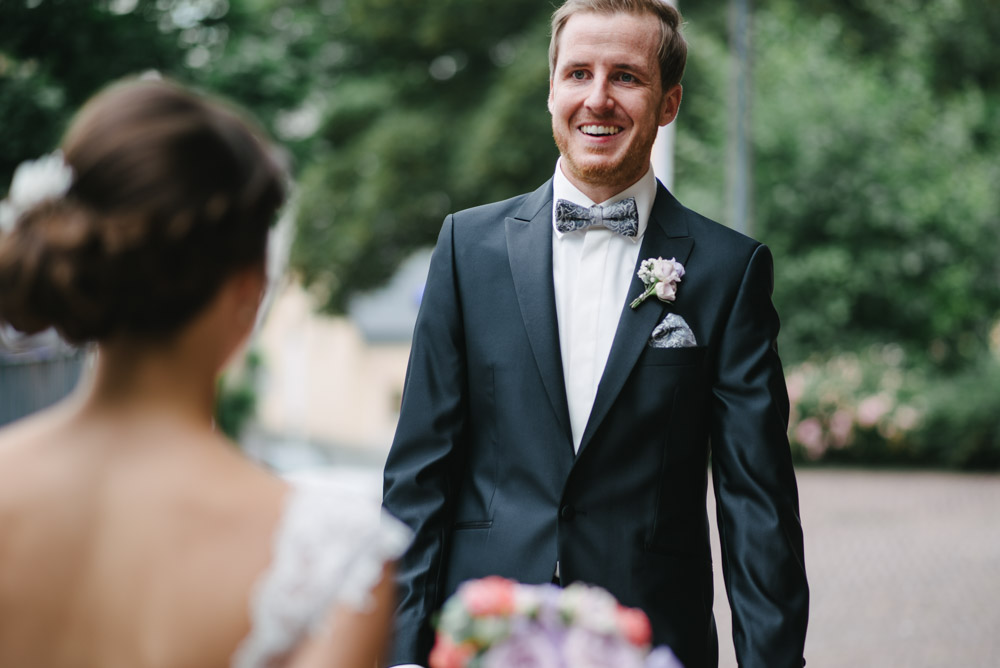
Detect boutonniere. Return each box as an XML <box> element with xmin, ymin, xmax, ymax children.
<box><xmin>630</xmin><ymin>257</ymin><xmax>685</xmax><ymax>309</ymax></box>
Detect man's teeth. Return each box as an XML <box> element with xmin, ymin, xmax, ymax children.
<box><xmin>581</xmin><ymin>125</ymin><xmax>621</xmax><ymax>136</ymax></box>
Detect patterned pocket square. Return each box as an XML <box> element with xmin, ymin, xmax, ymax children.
<box><xmin>648</xmin><ymin>313</ymin><xmax>698</xmax><ymax>349</ymax></box>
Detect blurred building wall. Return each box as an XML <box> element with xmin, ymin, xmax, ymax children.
<box><xmin>253</xmin><ymin>281</ymin><xmax>410</xmax><ymax>454</ymax></box>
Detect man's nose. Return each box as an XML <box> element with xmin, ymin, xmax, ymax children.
<box><xmin>584</xmin><ymin>80</ymin><xmax>614</xmax><ymax>113</ymax></box>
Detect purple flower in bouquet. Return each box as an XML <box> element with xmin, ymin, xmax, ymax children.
<box><xmin>563</xmin><ymin>625</ymin><xmax>647</xmax><ymax>668</ymax></box>
<box><xmin>645</xmin><ymin>646</ymin><xmax>685</xmax><ymax>668</ymax></box>
<box><xmin>481</xmin><ymin>626</ymin><xmax>561</xmax><ymax>668</ymax></box>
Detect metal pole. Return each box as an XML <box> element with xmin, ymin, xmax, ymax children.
<box><xmin>727</xmin><ymin>0</ymin><xmax>752</xmax><ymax>235</ymax></box>
<box><xmin>651</xmin><ymin>0</ymin><xmax>677</xmax><ymax>190</ymax></box>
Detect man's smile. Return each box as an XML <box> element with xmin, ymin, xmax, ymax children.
<box><xmin>579</xmin><ymin>124</ymin><xmax>623</xmax><ymax>136</ymax></box>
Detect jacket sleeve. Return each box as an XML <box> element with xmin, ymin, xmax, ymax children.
<box><xmin>709</xmin><ymin>243</ymin><xmax>809</xmax><ymax>668</ymax></box>
<box><xmin>381</xmin><ymin>215</ymin><xmax>466</xmax><ymax>666</ymax></box>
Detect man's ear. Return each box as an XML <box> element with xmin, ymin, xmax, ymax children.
<box><xmin>547</xmin><ymin>79</ymin><xmax>555</xmax><ymax>115</ymax></box>
<box><xmin>658</xmin><ymin>84</ymin><xmax>683</xmax><ymax>126</ymax></box>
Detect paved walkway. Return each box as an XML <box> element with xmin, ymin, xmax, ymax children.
<box><xmin>258</xmin><ymin>437</ymin><xmax>1000</xmax><ymax>667</ymax></box>
<box><xmin>709</xmin><ymin>469</ymin><xmax>1000</xmax><ymax>667</ymax></box>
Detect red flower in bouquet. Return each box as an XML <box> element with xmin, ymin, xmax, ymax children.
<box><xmin>616</xmin><ymin>604</ymin><xmax>653</xmax><ymax>647</ymax></box>
<box><xmin>428</xmin><ymin>635</ymin><xmax>477</xmax><ymax>668</ymax></box>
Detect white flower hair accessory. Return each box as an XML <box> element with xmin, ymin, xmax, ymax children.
<box><xmin>630</xmin><ymin>256</ymin><xmax>686</xmax><ymax>309</ymax></box>
<box><xmin>0</xmin><ymin>151</ymin><xmax>75</xmax><ymax>233</ymax></box>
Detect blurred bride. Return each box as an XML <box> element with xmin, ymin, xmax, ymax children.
<box><xmin>0</xmin><ymin>78</ymin><xmax>409</xmax><ymax>668</ymax></box>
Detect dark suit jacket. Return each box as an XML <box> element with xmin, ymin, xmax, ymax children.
<box><xmin>382</xmin><ymin>180</ymin><xmax>808</xmax><ymax>668</ymax></box>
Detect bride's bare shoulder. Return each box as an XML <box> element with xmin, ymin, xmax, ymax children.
<box><xmin>0</xmin><ymin>405</ymin><xmax>63</xmax><ymax>449</ymax></box>
<box><xmin>0</xmin><ymin>406</ymin><xmax>75</xmax><ymax>494</ymax></box>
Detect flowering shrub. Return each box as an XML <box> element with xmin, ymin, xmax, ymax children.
<box><xmin>786</xmin><ymin>341</ymin><xmax>1000</xmax><ymax>470</ymax></box>
<box><xmin>786</xmin><ymin>344</ymin><xmax>927</xmax><ymax>463</ymax></box>
<box><xmin>430</xmin><ymin>576</ymin><xmax>683</xmax><ymax>668</ymax></box>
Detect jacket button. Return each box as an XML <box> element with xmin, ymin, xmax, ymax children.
<box><xmin>560</xmin><ymin>505</ymin><xmax>575</xmax><ymax>521</ymax></box>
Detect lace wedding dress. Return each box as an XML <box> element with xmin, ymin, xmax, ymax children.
<box><xmin>231</xmin><ymin>470</ymin><xmax>411</xmax><ymax>668</ymax></box>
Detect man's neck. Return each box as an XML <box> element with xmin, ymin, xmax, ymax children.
<box><xmin>556</xmin><ymin>159</ymin><xmax>650</xmax><ymax>205</ymax></box>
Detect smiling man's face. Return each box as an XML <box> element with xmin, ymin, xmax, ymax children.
<box><xmin>548</xmin><ymin>11</ymin><xmax>681</xmax><ymax>202</ymax></box>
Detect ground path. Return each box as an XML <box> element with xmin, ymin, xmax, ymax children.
<box><xmin>258</xmin><ymin>434</ymin><xmax>1000</xmax><ymax>668</ymax></box>
<box><xmin>710</xmin><ymin>469</ymin><xmax>1000</xmax><ymax>667</ymax></box>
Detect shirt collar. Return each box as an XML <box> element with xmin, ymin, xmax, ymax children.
<box><xmin>551</xmin><ymin>158</ymin><xmax>657</xmax><ymax>242</ymax></box>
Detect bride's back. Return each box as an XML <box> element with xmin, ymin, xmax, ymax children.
<box><xmin>0</xmin><ymin>78</ymin><xmax>296</xmax><ymax>667</ymax></box>
<box><xmin>0</xmin><ymin>409</ymin><xmax>287</xmax><ymax>668</ymax></box>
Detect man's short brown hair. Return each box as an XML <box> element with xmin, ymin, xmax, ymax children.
<box><xmin>548</xmin><ymin>0</ymin><xmax>687</xmax><ymax>91</ymax></box>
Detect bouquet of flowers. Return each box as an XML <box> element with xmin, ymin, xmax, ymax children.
<box><xmin>429</xmin><ymin>576</ymin><xmax>683</xmax><ymax>668</ymax></box>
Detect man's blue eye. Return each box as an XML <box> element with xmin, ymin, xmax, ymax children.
<box><xmin>572</xmin><ymin>71</ymin><xmax>586</xmax><ymax>80</ymax></box>
<box><xmin>621</xmin><ymin>73</ymin><xmax>635</xmax><ymax>83</ymax></box>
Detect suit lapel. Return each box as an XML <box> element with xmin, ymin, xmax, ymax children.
<box><xmin>578</xmin><ymin>184</ymin><xmax>695</xmax><ymax>454</ymax></box>
<box><xmin>505</xmin><ymin>180</ymin><xmax>573</xmax><ymax>443</ymax></box>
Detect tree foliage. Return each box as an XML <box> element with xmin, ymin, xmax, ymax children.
<box><xmin>3</xmin><ymin>0</ymin><xmax>998</xmax><ymax>465</ymax></box>
<box><xmin>0</xmin><ymin>0</ymin><xmax>195</xmax><ymax>185</ymax></box>
<box><xmin>2</xmin><ymin>0</ymin><xmax>997</xmax><ymax>372</ymax></box>
<box><xmin>288</xmin><ymin>0</ymin><xmax>557</xmax><ymax>311</ymax></box>
<box><xmin>753</xmin><ymin>0</ymin><xmax>1000</xmax><ymax>368</ymax></box>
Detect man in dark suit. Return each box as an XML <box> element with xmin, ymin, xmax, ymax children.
<box><xmin>382</xmin><ymin>1</ymin><xmax>809</xmax><ymax>666</ymax></box>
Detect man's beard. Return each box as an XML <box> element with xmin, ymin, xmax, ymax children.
<box><xmin>552</xmin><ymin>124</ymin><xmax>657</xmax><ymax>192</ymax></box>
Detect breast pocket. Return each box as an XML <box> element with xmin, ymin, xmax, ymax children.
<box><xmin>639</xmin><ymin>345</ymin><xmax>707</xmax><ymax>367</ymax></box>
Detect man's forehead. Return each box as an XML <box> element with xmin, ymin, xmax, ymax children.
<box><xmin>555</xmin><ymin>12</ymin><xmax>659</xmax><ymax>68</ymax></box>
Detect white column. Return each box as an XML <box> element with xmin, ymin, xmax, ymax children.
<box><xmin>651</xmin><ymin>0</ymin><xmax>678</xmax><ymax>190</ymax></box>
<box><xmin>727</xmin><ymin>0</ymin><xmax>752</xmax><ymax>235</ymax></box>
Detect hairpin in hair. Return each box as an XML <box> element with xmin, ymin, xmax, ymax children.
<box><xmin>0</xmin><ymin>151</ymin><xmax>74</xmax><ymax>233</ymax></box>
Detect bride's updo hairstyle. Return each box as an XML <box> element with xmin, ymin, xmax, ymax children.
<box><xmin>0</xmin><ymin>78</ymin><xmax>286</xmax><ymax>344</ymax></box>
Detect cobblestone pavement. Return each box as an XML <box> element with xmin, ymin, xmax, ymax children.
<box><xmin>261</xmin><ymin>437</ymin><xmax>1000</xmax><ymax>668</ymax></box>
<box><xmin>708</xmin><ymin>469</ymin><xmax>1000</xmax><ymax>668</ymax></box>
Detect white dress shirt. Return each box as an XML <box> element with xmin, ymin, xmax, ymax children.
<box><xmin>391</xmin><ymin>164</ymin><xmax>657</xmax><ymax>668</ymax></box>
<box><xmin>551</xmin><ymin>160</ymin><xmax>657</xmax><ymax>452</ymax></box>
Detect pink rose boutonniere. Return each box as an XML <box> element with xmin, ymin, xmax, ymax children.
<box><xmin>429</xmin><ymin>576</ymin><xmax>683</xmax><ymax>668</ymax></box>
<box><xmin>630</xmin><ymin>257</ymin><xmax>685</xmax><ymax>309</ymax></box>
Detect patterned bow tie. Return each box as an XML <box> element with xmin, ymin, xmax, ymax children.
<box><xmin>555</xmin><ymin>197</ymin><xmax>638</xmax><ymax>237</ymax></box>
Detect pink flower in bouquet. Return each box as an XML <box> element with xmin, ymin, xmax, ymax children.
<box><xmin>459</xmin><ymin>575</ymin><xmax>517</xmax><ymax>616</ymax></box>
<box><xmin>616</xmin><ymin>604</ymin><xmax>653</xmax><ymax>647</ymax></box>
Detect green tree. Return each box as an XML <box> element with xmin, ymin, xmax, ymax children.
<box><xmin>752</xmin><ymin>1</ymin><xmax>1000</xmax><ymax>367</ymax></box>
<box><xmin>288</xmin><ymin>0</ymin><xmax>557</xmax><ymax>311</ymax></box>
<box><xmin>0</xmin><ymin>0</ymin><xmax>198</xmax><ymax>186</ymax></box>
<box><xmin>0</xmin><ymin>0</ymin><xmax>308</xmax><ymax>182</ymax></box>
<box><xmin>5</xmin><ymin>0</ymin><xmax>997</xmax><ymax>373</ymax></box>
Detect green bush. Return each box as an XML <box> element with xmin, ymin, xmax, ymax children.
<box><xmin>909</xmin><ymin>356</ymin><xmax>1000</xmax><ymax>470</ymax></box>
<box><xmin>214</xmin><ymin>350</ymin><xmax>262</xmax><ymax>441</ymax></box>
<box><xmin>754</xmin><ymin>2</ymin><xmax>1000</xmax><ymax>369</ymax></box>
